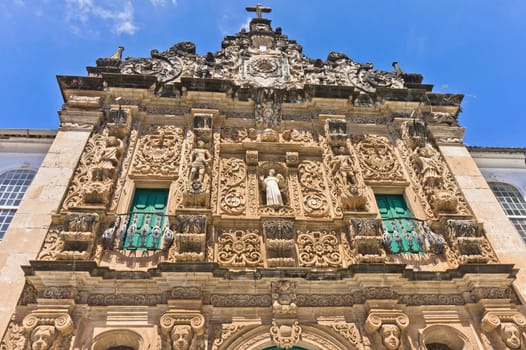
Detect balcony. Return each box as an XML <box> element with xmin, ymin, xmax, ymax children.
<box><xmin>381</xmin><ymin>217</ymin><xmax>445</xmax><ymax>254</ymax></box>
<box><xmin>102</xmin><ymin>212</ymin><xmax>174</xmax><ymax>251</ymax></box>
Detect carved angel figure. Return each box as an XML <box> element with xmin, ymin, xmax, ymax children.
<box><xmin>260</xmin><ymin>169</ymin><xmax>285</xmax><ymax>206</ymax></box>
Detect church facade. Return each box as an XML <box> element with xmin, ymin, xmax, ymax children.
<box><xmin>1</xmin><ymin>5</ymin><xmax>526</xmax><ymax>350</ymax></box>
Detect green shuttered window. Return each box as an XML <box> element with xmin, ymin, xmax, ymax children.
<box><xmin>376</xmin><ymin>194</ymin><xmax>424</xmax><ymax>254</ymax></box>
<box><xmin>124</xmin><ymin>188</ymin><xmax>169</xmax><ymax>250</ymax></box>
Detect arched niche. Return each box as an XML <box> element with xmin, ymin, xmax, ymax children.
<box><xmin>222</xmin><ymin>325</ymin><xmax>349</xmax><ymax>350</ymax></box>
<box><xmin>420</xmin><ymin>324</ymin><xmax>473</xmax><ymax>350</ymax></box>
<box><xmin>91</xmin><ymin>329</ymin><xmax>144</xmax><ymax>350</ymax></box>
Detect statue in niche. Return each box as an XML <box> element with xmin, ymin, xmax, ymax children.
<box><xmin>92</xmin><ymin>129</ymin><xmax>124</xmax><ymax>182</ymax></box>
<box><xmin>412</xmin><ymin>143</ymin><xmax>443</xmax><ymax>192</ymax></box>
<box><xmin>500</xmin><ymin>322</ymin><xmax>522</xmax><ymax>349</ymax></box>
<box><xmin>171</xmin><ymin>325</ymin><xmax>193</xmax><ymax>350</ymax></box>
<box><xmin>189</xmin><ymin>141</ymin><xmax>211</xmax><ymax>189</ymax></box>
<box><xmin>260</xmin><ymin>169</ymin><xmax>285</xmax><ymax>207</ymax></box>
<box><xmin>381</xmin><ymin>324</ymin><xmax>401</xmax><ymax>350</ymax></box>
<box><xmin>30</xmin><ymin>325</ymin><xmax>56</xmax><ymax>350</ymax></box>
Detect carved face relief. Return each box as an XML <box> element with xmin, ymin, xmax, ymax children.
<box><xmin>171</xmin><ymin>325</ymin><xmax>192</xmax><ymax>350</ymax></box>
<box><xmin>30</xmin><ymin>326</ymin><xmax>56</xmax><ymax>350</ymax></box>
<box><xmin>501</xmin><ymin>323</ymin><xmax>521</xmax><ymax>349</ymax></box>
<box><xmin>381</xmin><ymin>324</ymin><xmax>401</xmax><ymax>350</ymax></box>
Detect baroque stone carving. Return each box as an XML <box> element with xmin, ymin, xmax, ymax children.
<box><xmin>348</xmin><ymin>218</ymin><xmax>387</xmax><ymax>263</ymax></box>
<box><xmin>208</xmin><ymin>294</ymin><xmax>272</xmax><ymax>307</ymax></box>
<box><xmin>327</xmin><ymin>146</ymin><xmax>367</xmax><ymax>211</ymax></box>
<box><xmin>260</xmin><ymin>168</ymin><xmax>286</xmax><ymax>207</ymax></box>
<box><xmin>270</xmin><ymin>321</ymin><xmax>301</xmax><ymax>349</ymax></box>
<box><xmin>160</xmin><ymin>310</ymin><xmax>206</xmax><ymax>350</ymax></box>
<box><xmin>22</xmin><ymin>309</ymin><xmax>74</xmax><ymax>350</ymax></box>
<box><xmin>185</xmin><ymin>140</ymin><xmax>213</xmax><ymax>207</ymax></box>
<box><xmin>318</xmin><ymin>316</ymin><xmax>362</xmax><ymax>347</ymax></box>
<box><xmin>355</xmin><ymin>135</ymin><xmax>404</xmax><ymax>182</ymax></box>
<box><xmin>63</xmin><ymin>127</ymin><xmax>127</xmax><ymax>209</ymax></box>
<box><xmin>211</xmin><ymin>318</ymin><xmax>261</xmax><ymax>350</ymax></box>
<box><xmin>216</xmin><ymin>229</ymin><xmax>263</xmax><ymax>267</ymax></box>
<box><xmin>272</xmin><ymin>281</ymin><xmax>297</xmax><ymax>315</ymax></box>
<box><xmin>365</xmin><ymin>310</ymin><xmax>409</xmax><ymax>350</ymax></box>
<box><xmin>255</xmin><ymin>88</ymin><xmax>282</xmax><ymax>128</ymax></box>
<box><xmin>296</xmin><ymin>230</ymin><xmax>342</xmax><ymax>268</ymax></box>
<box><xmin>169</xmin><ymin>215</ymin><xmax>206</xmax><ymax>262</ymax></box>
<box><xmin>298</xmin><ymin>160</ymin><xmax>331</xmax><ymax>217</ymax></box>
<box><xmin>219</xmin><ymin>158</ymin><xmax>247</xmax><ymax>215</ymax></box>
<box><xmin>482</xmin><ymin>311</ymin><xmax>526</xmax><ymax>350</ymax></box>
<box><xmin>446</xmin><ymin>219</ymin><xmax>498</xmax><ymax>264</ymax></box>
<box><xmin>0</xmin><ymin>318</ymin><xmax>26</xmax><ymax>350</ymax></box>
<box><xmin>132</xmin><ymin>125</ymin><xmax>183</xmax><ymax>176</ymax></box>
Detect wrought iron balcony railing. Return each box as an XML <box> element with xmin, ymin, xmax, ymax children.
<box><xmin>102</xmin><ymin>212</ymin><xmax>174</xmax><ymax>251</ymax></box>
<box><xmin>381</xmin><ymin>217</ymin><xmax>445</xmax><ymax>254</ymax></box>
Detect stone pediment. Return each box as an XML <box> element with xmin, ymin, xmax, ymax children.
<box><xmin>95</xmin><ymin>15</ymin><xmax>417</xmax><ymax>93</ymax></box>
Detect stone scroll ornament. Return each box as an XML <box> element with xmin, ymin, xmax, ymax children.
<box><xmin>298</xmin><ymin>160</ymin><xmax>331</xmax><ymax>217</ymax></box>
<box><xmin>62</xmin><ymin>127</ymin><xmax>126</xmax><ymax>209</ymax></box>
<box><xmin>219</xmin><ymin>158</ymin><xmax>247</xmax><ymax>215</ymax></box>
<box><xmin>216</xmin><ymin>229</ymin><xmax>263</xmax><ymax>268</ymax></box>
<box><xmin>365</xmin><ymin>311</ymin><xmax>409</xmax><ymax>350</ymax></box>
<box><xmin>296</xmin><ymin>230</ymin><xmax>342</xmax><ymax>268</ymax></box>
<box><xmin>131</xmin><ymin>125</ymin><xmax>183</xmax><ymax>176</ymax></box>
<box><xmin>21</xmin><ymin>312</ymin><xmax>74</xmax><ymax>350</ymax></box>
<box><xmin>270</xmin><ymin>321</ymin><xmax>302</xmax><ymax>350</ymax></box>
<box><xmin>160</xmin><ymin>311</ymin><xmax>206</xmax><ymax>350</ymax></box>
<box><xmin>482</xmin><ymin>311</ymin><xmax>526</xmax><ymax>350</ymax></box>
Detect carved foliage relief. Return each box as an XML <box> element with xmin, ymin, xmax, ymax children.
<box><xmin>216</xmin><ymin>229</ymin><xmax>263</xmax><ymax>267</ymax></box>
<box><xmin>298</xmin><ymin>160</ymin><xmax>331</xmax><ymax>217</ymax></box>
<box><xmin>297</xmin><ymin>230</ymin><xmax>342</xmax><ymax>268</ymax></box>
<box><xmin>219</xmin><ymin>158</ymin><xmax>247</xmax><ymax>215</ymax></box>
<box><xmin>132</xmin><ymin>125</ymin><xmax>183</xmax><ymax>176</ymax></box>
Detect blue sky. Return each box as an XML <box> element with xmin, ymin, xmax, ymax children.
<box><xmin>1</xmin><ymin>0</ymin><xmax>525</xmax><ymax>147</ymax></box>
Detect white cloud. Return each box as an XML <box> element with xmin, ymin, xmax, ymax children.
<box><xmin>149</xmin><ymin>0</ymin><xmax>176</xmax><ymax>7</ymax></box>
<box><xmin>64</xmin><ymin>0</ymin><xmax>138</xmax><ymax>36</ymax></box>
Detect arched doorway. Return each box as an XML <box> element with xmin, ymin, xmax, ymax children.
<box><xmin>262</xmin><ymin>347</ymin><xmax>308</xmax><ymax>350</ymax></box>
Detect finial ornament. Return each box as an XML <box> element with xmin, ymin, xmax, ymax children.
<box><xmin>246</xmin><ymin>3</ymin><xmax>272</xmax><ymax>19</ymax></box>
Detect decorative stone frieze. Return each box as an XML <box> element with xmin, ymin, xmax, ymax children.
<box><xmin>271</xmin><ymin>281</ymin><xmax>297</xmax><ymax>316</ymax></box>
<box><xmin>211</xmin><ymin>318</ymin><xmax>261</xmax><ymax>350</ymax></box>
<box><xmin>298</xmin><ymin>160</ymin><xmax>331</xmax><ymax>217</ymax></box>
<box><xmin>317</xmin><ymin>316</ymin><xmax>362</xmax><ymax>348</ymax></box>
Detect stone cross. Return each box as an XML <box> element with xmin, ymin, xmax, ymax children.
<box><xmin>246</xmin><ymin>3</ymin><xmax>272</xmax><ymax>19</ymax></box>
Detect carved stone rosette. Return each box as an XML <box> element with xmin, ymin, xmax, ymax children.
<box><xmin>355</xmin><ymin>135</ymin><xmax>404</xmax><ymax>182</ymax></box>
<box><xmin>160</xmin><ymin>310</ymin><xmax>206</xmax><ymax>350</ymax></box>
<box><xmin>296</xmin><ymin>230</ymin><xmax>342</xmax><ymax>268</ymax></box>
<box><xmin>216</xmin><ymin>229</ymin><xmax>263</xmax><ymax>268</ymax></box>
<box><xmin>131</xmin><ymin>125</ymin><xmax>183</xmax><ymax>177</ymax></box>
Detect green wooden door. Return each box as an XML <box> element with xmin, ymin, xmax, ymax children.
<box><xmin>376</xmin><ymin>194</ymin><xmax>423</xmax><ymax>253</ymax></box>
<box><xmin>124</xmin><ymin>188</ymin><xmax>168</xmax><ymax>250</ymax></box>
